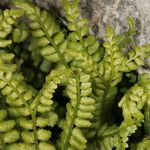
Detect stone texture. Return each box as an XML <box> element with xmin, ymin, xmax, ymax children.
<box><xmin>33</xmin><ymin>0</ymin><xmax>150</xmax><ymax>45</ymax></box>
<box><xmin>79</xmin><ymin>0</ymin><xmax>150</xmax><ymax>73</ymax></box>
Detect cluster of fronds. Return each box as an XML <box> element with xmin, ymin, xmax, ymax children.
<box><xmin>0</xmin><ymin>0</ymin><xmax>149</xmax><ymax>149</ymax></box>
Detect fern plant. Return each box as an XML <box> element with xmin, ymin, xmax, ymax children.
<box><xmin>0</xmin><ymin>0</ymin><xmax>149</xmax><ymax>149</ymax></box>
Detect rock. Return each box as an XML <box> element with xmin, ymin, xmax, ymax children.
<box><xmin>34</xmin><ymin>0</ymin><xmax>150</xmax><ymax>45</ymax></box>
<box><xmin>79</xmin><ymin>0</ymin><xmax>150</xmax><ymax>73</ymax></box>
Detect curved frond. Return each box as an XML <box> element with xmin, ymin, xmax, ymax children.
<box><xmin>119</xmin><ymin>73</ymin><xmax>150</xmax><ymax>126</ymax></box>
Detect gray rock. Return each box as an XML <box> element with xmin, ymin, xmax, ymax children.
<box><xmin>34</xmin><ymin>0</ymin><xmax>150</xmax><ymax>46</ymax></box>
<box><xmin>79</xmin><ymin>0</ymin><xmax>150</xmax><ymax>73</ymax></box>
<box><xmin>39</xmin><ymin>0</ymin><xmax>150</xmax><ymax>72</ymax></box>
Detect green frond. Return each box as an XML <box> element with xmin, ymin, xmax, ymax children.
<box><xmin>0</xmin><ymin>54</ymin><xmax>36</xmax><ymax>117</ymax></box>
<box><xmin>0</xmin><ymin>109</ymin><xmax>20</xmax><ymax>147</ymax></box>
<box><xmin>119</xmin><ymin>73</ymin><xmax>150</xmax><ymax>126</ymax></box>
<box><xmin>31</xmin><ymin>67</ymin><xmax>72</xmax><ymax>113</ymax></box>
<box><xmin>126</xmin><ymin>17</ymin><xmax>136</xmax><ymax>35</ymax></box>
<box><xmin>4</xmin><ymin>142</ymin><xmax>56</xmax><ymax>150</ymax></box>
<box><xmin>119</xmin><ymin>17</ymin><xmax>136</xmax><ymax>49</ymax></box>
<box><xmin>12</xmin><ymin>22</ymin><xmax>28</xmax><ymax>43</ymax></box>
<box><xmin>66</xmin><ymin>48</ymin><xmax>98</xmax><ymax>77</ymax></box>
<box><xmin>136</xmin><ymin>137</ymin><xmax>150</xmax><ymax>150</ymax></box>
<box><xmin>94</xmin><ymin>122</ymin><xmax>137</xmax><ymax>150</ymax></box>
<box><xmin>57</xmin><ymin>71</ymin><xmax>95</xmax><ymax>150</ymax></box>
<box><xmin>62</xmin><ymin>0</ymin><xmax>104</xmax><ymax>64</ymax></box>
<box><xmin>12</xmin><ymin>0</ymin><xmax>68</xmax><ymax>67</ymax></box>
<box><xmin>62</xmin><ymin>0</ymin><xmax>87</xmax><ymax>33</ymax></box>
<box><xmin>101</xmin><ymin>25</ymin><xmax>150</xmax><ymax>86</ymax></box>
<box><xmin>0</xmin><ymin>9</ymin><xmax>24</xmax><ymax>47</ymax></box>
<box><xmin>121</xmin><ymin>45</ymin><xmax>150</xmax><ymax>72</ymax></box>
<box><xmin>96</xmin><ymin>123</ymin><xmax>118</xmax><ymax>150</ymax></box>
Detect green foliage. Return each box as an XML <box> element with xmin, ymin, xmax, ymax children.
<box><xmin>0</xmin><ymin>0</ymin><xmax>149</xmax><ymax>149</ymax></box>
<box><xmin>136</xmin><ymin>137</ymin><xmax>150</xmax><ymax>150</ymax></box>
<box><xmin>12</xmin><ymin>22</ymin><xmax>28</xmax><ymax>43</ymax></box>
<box><xmin>0</xmin><ymin>9</ymin><xmax>24</xmax><ymax>47</ymax></box>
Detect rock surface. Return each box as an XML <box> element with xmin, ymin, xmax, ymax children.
<box><xmin>35</xmin><ymin>0</ymin><xmax>150</xmax><ymax>72</ymax></box>
<box><xmin>0</xmin><ymin>0</ymin><xmax>150</xmax><ymax>72</ymax></box>
<box><xmin>34</xmin><ymin>0</ymin><xmax>150</xmax><ymax>44</ymax></box>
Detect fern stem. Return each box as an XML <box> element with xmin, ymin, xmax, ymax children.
<box><xmin>31</xmin><ymin>112</ymin><xmax>38</xmax><ymax>150</ymax></box>
<box><xmin>31</xmin><ymin>92</ymin><xmax>44</xmax><ymax>150</ymax></box>
<box><xmin>0</xmin><ymin>133</ymin><xmax>5</xmax><ymax>150</ymax></box>
<box><xmin>108</xmin><ymin>44</ymin><xmax>115</xmax><ymax>84</ymax></box>
<box><xmin>144</xmin><ymin>106</ymin><xmax>150</xmax><ymax>136</ymax></box>
<box><xmin>98</xmin><ymin>86</ymin><xmax>108</xmax><ymax>125</ymax></box>
<box><xmin>75</xmin><ymin>26</ymin><xmax>86</xmax><ymax>51</ymax></box>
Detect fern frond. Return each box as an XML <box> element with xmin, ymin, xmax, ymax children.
<box><xmin>12</xmin><ymin>0</ymin><xmax>68</xmax><ymax>67</ymax></box>
<box><xmin>62</xmin><ymin>0</ymin><xmax>88</xmax><ymax>34</ymax></box>
<box><xmin>95</xmin><ymin>122</ymin><xmax>137</xmax><ymax>150</ymax></box>
<box><xmin>102</xmin><ymin>24</ymin><xmax>150</xmax><ymax>86</ymax></box>
<box><xmin>90</xmin><ymin>24</ymin><xmax>149</xmax><ymax>145</ymax></box>
<box><xmin>96</xmin><ymin>123</ymin><xmax>118</xmax><ymax>150</ymax></box>
<box><xmin>0</xmin><ymin>9</ymin><xmax>24</xmax><ymax>47</ymax></box>
<box><xmin>19</xmin><ymin>67</ymin><xmax>72</xmax><ymax>150</ymax></box>
<box><xmin>62</xmin><ymin>0</ymin><xmax>104</xmax><ymax>63</ymax></box>
<box><xmin>0</xmin><ymin>52</ymin><xmax>35</xmax><ymax>102</ymax></box>
<box><xmin>90</xmin><ymin>24</ymin><xmax>149</xmax><ymax>137</ymax></box>
<box><xmin>5</xmin><ymin>142</ymin><xmax>56</xmax><ymax>150</ymax></box>
<box><xmin>31</xmin><ymin>67</ymin><xmax>72</xmax><ymax>113</ymax></box>
<box><xmin>66</xmin><ymin>48</ymin><xmax>98</xmax><ymax>77</ymax></box>
<box><xmin>0</xmin><ymin>51</ymin><xmax>39</xmax><ymax>149</ymax></box>
<box><xmin>0</xmin><ymin>52</ymin><xmax>36</xmax><ymax>117</ymax></box>
<box><xmin>57</xmin><ymin>71</ymin><xmax>95</xmax><ymax>150</ymax></box>
<box><xmin>97</xmin><ymin>74</ymin><xmax>149</xmax><ymax>149</ymax></box>
<box><xmin>119</xmin><ymin>17</ymin><xmax>136</xmax><ymax>49</ymax></box>
<box><xmin>119</xmin><ymin>73</ymin><xmax>150</xmax><ymax>126</ymax></box>
<box><xmin>12</xmin><ymin>22</ymin><xmax>28</xmax><ymax>43</ymax></box>
<box><xmin>121</xmin><ymin>45</ymin><xmax>150</xmax><ymax>72</ymax></box>
<box><xmin>18</xmin><ymin>67</ymin><xmax>71</xmax><ymax>149</ymax></box>
<box><xmin>136</xmin><ymin>137</ymin><xmax>150</xmax><ymax>150</ymax></box>
<box><xmin>0</xmin><ymin>109</ymin><xmax>20</xmax><ymax>148</ymax></box>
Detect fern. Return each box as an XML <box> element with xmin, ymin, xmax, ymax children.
<box><xmin>92</xmin><ymin>74</ymin><xmax>150</xmax><ymax>150</ymax></box>
<box><xmin>88</xmin><ymin>24</ymin><xmax>150</xmax><ymax>138</ymax></box>
<box><xmin>0</xmin><ymin>0</ymin><xmax>149</xmax><ymax>149</ymax></box>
